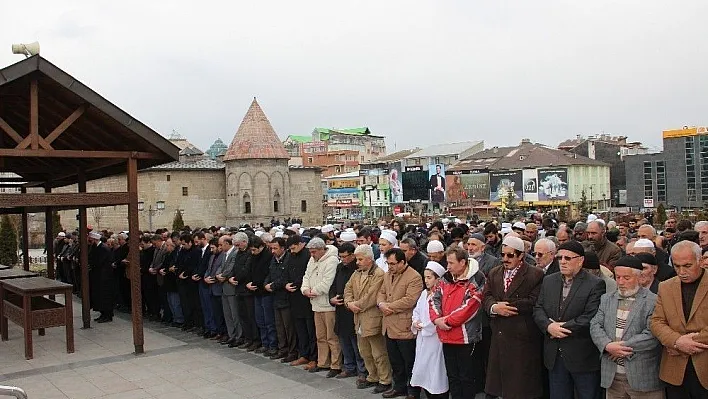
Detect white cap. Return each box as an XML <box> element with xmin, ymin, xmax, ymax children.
<box><xmin>321</xmin><ymin>224</ymin><xmax>334</xmax><ymax>233</ymax></box>
<box><xmin>512</xmin><ymin>222</ymin><xmax>526</xmax><ymax>231</ymax></box>
<box><xmin>502</xmin><ymin>222</ymin><xmax>512</xmax><ymax>229</ymax></box>
<box><xmin>298</xmin><ymin>228</ymin><xmax>305</xmax><ymax>235</ymax></box>
<box><xmin>292</xmin><ymin>224</ymin><xmax>301</xmax><ymax>229</ymax></box>
<box><xmin>57</xmin><ymin>232</ymin><xmax>66</xmax><ymax>237</ymax></box>
<box><xmin>255</xmin><ymin>231</ymin><xmax>264</xmax><ymax>237</ymax></box>
<box><xmin>340</xmin><ymin>231</ymin><xmax>357</xmax><ymax>242</ymax></box>
<box><xmin>587</xmin><ymin>214</ymin><xmax>598</xmax><ymax>223</ymax></box>
<box><xmin>501</xmin><ymin>227</ymin><xmax>512</xmax><ymax>235</ymax></box>
<box><xmin>89</xmin><ymin>232</ymin><xmax>102</xmax><ymax>240</ymax></box>
<box><xmin>634</xmin><ymin>238</ymin><xmax>655</xmax><ymax>249</ymax></box>
<box><xmin>380</xmin><ymin>231</ymin><xmax>398</xmax><ymax>247</ymax></box>
<box><xmin>454</xmin><ymin>218</ymin><xmax>462</xmax><ymax>224</ymax></box>
<box><xmin>426</xmin><ymin>261</ymin><xmax>446</xmax><ymax>278</ymax></box>
<box><xmin>275</xmin><ymin>231</ymin><xmax>284</xmax><ymax>238</ymax></box>
<box><xmin>427</xmin><ymin>240</ymin><xmax>445</xmax><ymax>253</ymax></box>
<box><xmin>502</xmin><ymin>235</ymin><xmax>525</xmax><ymax>252</ymax></box>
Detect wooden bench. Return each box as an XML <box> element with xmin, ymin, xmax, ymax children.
<box><xmin>0</xmin><ymin>265</ymin><xmax>12</xmax><ymax>271</ymax></box>
<box><xmin>0</xmin><ymin>277</ymin><xmax>74</xmax><ymax>360</ymax></box>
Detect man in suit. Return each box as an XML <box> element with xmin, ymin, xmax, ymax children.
<box><xmin>484</xmin><ymin>235</ymin><xmax>545</xmax><ymax>399</ymax></box>
<box><xmin>217</xmin><ymin>236</ymin><xmax>242</xmax><ymax>346</ymax></box>
<box><xmin>429</xmin><ymin>164</ymin><xmax>446</xmax><ymax>203</ymax></box>
<box><xmin>650</xmin><ymin>240</ymin><xmax>708</xmax><ymax>398</ymax></box>
<box><xmin>533</xmin><ymin>240</ymin><xmax>606</xmax><ymax>399</ymax></box>
<box><xmin>203</xmin><ymin>237</ymin><xmax>226</xmax><ymax>341</ymax></box>
<box><xmin>534</xmin><ymin>238</ymin><xmax>559</xmax><ymax>275</ymax></box>
<box><xmin>590</xmin><ymin>256</ymin><xmax>664</xmax><ymax>399</ymax></box>
<box><xmin>193</xmin><ymin>232</ymin><xmax>215</xmax><ymax>338</ymax></box>
<box><xmin>88</xmin><ymin>231</ymin><xmax>115</xmax><ymax>323</ymax></box>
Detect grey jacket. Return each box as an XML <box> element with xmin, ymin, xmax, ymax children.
<box><xmin>589</xmin><ymin>287</ymin><xmax>663</xmax><ymax>392</ymax></box>
<box><xmin>220</xmin><ymin>248</ymin><xmax>237</xmax><ymax>296</ymax></box>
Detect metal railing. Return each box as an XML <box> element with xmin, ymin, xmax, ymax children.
<box><xmin>0</xmin><ymin>385</ymin><xmax>28</xmax><ymax>398</ymax></box>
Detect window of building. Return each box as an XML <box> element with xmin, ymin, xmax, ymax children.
<box><xmin>166</xmin><ymin>174</ymin><xmax>171</xmax><ymax>182</ymax></box>
<box><xmin>435</xmin><ymin>157</ymin><xmax>440</xmax><ymax>164</ymax></box>
<box><xmin>307</xmin><ymin>157</ymin><xmax>313</xmax><ymax>164</ymax></box>
<box><xmin>700</xmin><ymin>136</ymin><xmax>708</xmax><ymax>200</ymax></box>
<box><xmin>656</xmin><ymin>161</ymin><xmax>667</xmax><ymax>203</ymax></box>
<box><xmin>273</xmin><ymin>201</ymin><xmax>279</xmax><ymax>212</ymax></box>
<box><xmin>686</xmin><ymin>137</ymin><xmax>697</xmax><ymax>201</ymax></box>
<box><xmin>301</xmin><ymin>200</ymin><xmax>307</xmax><ymax>212</ymax></box>
<box><xmin>361</xmin><ymin>156</ymin><xmax>364</xmax><ymax>162</ymax></box>
<box><xmin>182</xmin><ymin>187</ymin><xmax>188</xmax><ymax>196</ymax></box>
<box><xmin>243</xmin><ymin>193</ymin><xmax>251</xmax><ymax>214</ymax></box>
<box><xmin>643</xmin><ymin>161</ymin><xmax>653</xmax><ymax>201</ymax></box>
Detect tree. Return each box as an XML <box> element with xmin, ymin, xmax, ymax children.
<box><xmin>51</xmin><ymin>210</ymin><xmax>63</xmax><ymax>237</ymax></box>
<box><xmin>578</xmin><ymin>189</ymin><xmax>590</xmax><ymax>217</ymax></box>
<box><xmin>655</xmin><ymin>203</ymin><xmax>667</xmax><ymax>227</ymax></box>
<box><xmin>172</xmin><ymin>209</ymin><xmax>185</xmax><ymax>232</ymax></box>
<box><xmin>503</xmin><ymin>190</ymin><xmax>519</xmax><ymax>221</ymax></box>
<box><xmin>0</xmin><ymin>215</ymin><xmax>18</xmax><ymax>266</ymax></box>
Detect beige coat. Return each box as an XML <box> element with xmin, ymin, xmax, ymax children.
<box><xmin>344</xmin><ymin>264</ymin><xmax>385</xmax><ymax>337</ymax></box>
<box><xmin>377</xmin><ymin>265</ymin><xmax>424</xmax><ymax>340</ymax></box>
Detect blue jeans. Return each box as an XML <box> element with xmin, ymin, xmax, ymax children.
<box><xmin>549</xmin><ymin>354</ymin><xmax>600</xmax><ymax>399</ymax></box>
<box><xmin>199</xmin><ymin>283</ymin><xmax>216</xmax><ymax>333</ymax></box>
<box><xmin>254</xmin><ymin>295</ymin><xmax>278</xmax><ymax>349</ymax></box>
<box><xmin>339</xmin><ymin>334</ymin><xmax>366</xmax><ymax>375</ymax></box>
<box><xmin>166</xmin><ymin>292</ymin><xmax>184</xmax><ymax>324</ymax></box>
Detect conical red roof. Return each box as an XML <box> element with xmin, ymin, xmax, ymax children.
<box><xmin>223</xmin><ymin>99</ymin><xmax>290</xmax><ymax>161</ymax></box>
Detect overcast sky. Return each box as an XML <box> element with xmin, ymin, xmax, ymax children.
<box><xmin>2</xmin><ymin>1</ymin><xmax>707</xmax><ymax>154</ymax></box>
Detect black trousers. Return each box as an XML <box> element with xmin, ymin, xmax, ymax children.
<box><xmin>274</xmin><ymin>306</ymin><xmax>298</xmax><ymax>356</ymax></box>
<box><xmin>442</xmin><ymin>342</ymin><xmax>483</xmax><ymax>399</ymax></box>
<box><xmin>178</xmin><ymin>282</ymin><xmax>202</xmax><ymax>328</ymax></box>
<box><xmin>158</xmin><ymin>284</ymin><xmax>172</xmax><ymax>322</ymax></box>
<box><xmin>236</xmin><ymin>295</ymin><xmax>258</xmax><ymax>343</ymax></box>
<box><xmin>385</xmin><ymin>335</ymin><xmax>419</xmax><ymax>396</ymax></box>
<box><xmin>294</xmin><ymin>316</ymin><xmax>317</xmax><ymax>361</ymax></box>
<box><xmin>211</xmin><ymin>295</ymin><xmax>226</xmax><ymax>335</ymax></box>
<box><xmin>666</xmin><ymin>360</ymin><xmax>708</xmax><ymax>399</ymax></box>
<box><xmin>141</xmin><ymin>273</ymin><xmax>160</xmax><ymax>317</ymax></box>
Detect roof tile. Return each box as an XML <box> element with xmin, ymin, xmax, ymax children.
<box><xmin>223</xmin><ymin>99</ymin><xmax>290</xmax><ymax>161</ymax></box>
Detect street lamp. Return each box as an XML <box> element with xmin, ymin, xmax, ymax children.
<box><xmin>138</xmin><ymin>201</ymin><xmax>164</xmax><ymax>232</ymax></box>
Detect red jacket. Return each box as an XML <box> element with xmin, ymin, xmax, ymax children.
<box><xmin>429</xmin><ymin>260</ymin><xmax>486</xmax><ymax>344</ymax></box>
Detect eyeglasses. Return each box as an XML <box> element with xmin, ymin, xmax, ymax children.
<box><xmin>534</xmin><ymin>252</ymin><xmax>548</xmax><ymax>257</ymax></box>
<box><xmin>500</xmin><ymin>253</ymin><xmax>517</xmax><ymax>259</ymax></box>
<box><xmin>555</xmin><ymin>255</ymin><xmax>582</xmax><ymax>262</ymax></box>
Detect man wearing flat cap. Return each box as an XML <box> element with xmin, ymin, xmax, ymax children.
<box><xmin>534</xmin><ymin>240</ymin><xmax>606</xmax><ymax>399</ymax></box>
<box><xmin>590</xmin><ymin>256</ymin><xmax>663</xmax><ymax>399</ymax></box>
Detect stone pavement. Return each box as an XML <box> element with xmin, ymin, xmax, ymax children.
<box><xmin>0</xmin><ymin>296</ymin><xmax>486</xmax><ymax>398</ymax></box>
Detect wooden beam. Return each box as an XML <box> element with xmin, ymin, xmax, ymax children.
<box><xmin>0</xmin><ymin>116</ymin><xmax>24</xmax><ymax>144</ymax></box>
<box><xmin>30</xmin><ymin>80</ymin><xmax>39</xmax><ymax>150</ymax></box>
<box><xmin>78</xmin><ymin>171</ymin><xmax>90</xmax><ymax>329</ymax></box>
<box><xmin>0</xmin><ymin>149</ymin><xmax>162</xmax><ymax>159</ymax></box>
<box><xmin>0</xmin><ymin>192</ymin><xmax>130</xmax><ymax>208</ymax></box>
<box><xmin>44</xmin><ymin>105</ymin><xmax>87</xmax><ymax>145</ymax></box>
<box><xmin>16</xmin><ymin>131</ymin><xmax>52</xmax><ymax>150</ymax></box>
<box><xmin>127</xmin><ymin>158</ymin><xmax>144</xmax><ymax>354</ymax></box>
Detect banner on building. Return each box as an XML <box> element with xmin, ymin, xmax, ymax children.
<box><xmin>428</xmin><ymin>164</ymin><xmax>446</xmax><ymax>203</ymax></box>
<box><xmin>537</xmin><ymin>168</ymin><xmax>569</xmax><ymax>201</ymax></box>
<box><xmin>389</xmin><ymin>162</ymin><xmax>404</xmax><ymax>203</ymax></box>
<box><xmin>489</xmin><ymin>170</ymin><xmax>523</xmax><ymax>201</ymax></box>
<box><xmin>402</xmin><ymin>166</ymin><xmax>428</xmax><ymax>201</ymax></box>
<box><xmin>446</xmin><ymin>170</ymin><xmax>490</xmax><ymax>202</ymax></box>
<box><xmin>523</xmin><ymin>169</ymin><xmax>539</xmax><ymax>202</ymax></box>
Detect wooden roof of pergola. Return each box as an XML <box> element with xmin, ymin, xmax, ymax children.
<box><xmin>0</xmin><ymin>55</ymin><xmax>179</xmax><ymax>354</ymax></box>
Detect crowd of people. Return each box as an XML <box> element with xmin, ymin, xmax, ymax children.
<box><xmin>53</xmin><ymin>214</ymin><xmax>708</xmax><ymax>399</ymax></box>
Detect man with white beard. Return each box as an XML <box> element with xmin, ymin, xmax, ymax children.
<box><xmin>466</xmin><ymin>233</ymin><xmax>501</xmax><ymax>276</ymax></box>
<box><xmin>590</xmin><ymin>256</ymin><xmax>663</xmax><ymax>399</ymax></box>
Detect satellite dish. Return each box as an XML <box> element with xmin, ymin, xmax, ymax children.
<box><xmin>11</xmin><ymin>42</ymin><xmax>40</xmax><ymax>57</ymax></box>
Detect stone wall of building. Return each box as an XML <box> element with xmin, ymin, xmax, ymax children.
<box><xmin>225</xmin><ymin>159</ymin><xmax>291</xmax><ymax>226</ymax></box>
<box><xmin>289</xmin><ymin>168</ymin><xmax>324</xmax><ymax>226</ymax></box>
<box><xmin>56</xmin><ymin>170</ymin><xmax>226</xmax><ymax>232</ymax></box>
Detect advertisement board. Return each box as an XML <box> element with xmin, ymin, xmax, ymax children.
<box><xmin>537</xmin><ymin>168</ymin><xmax>569</xmax><ymax>201</ymax></box>
<box><xmin>389</xmin><ymin>162</ymin><xmax>404</xmax><ymax>203</ymax></box>
<box><xmin>522</xmin><ymin>169</ymin><xmax>539</xmax><ymax>202</ymax></box>
<box><xmin>489</xmin><ymin>170</ymin><xmax>523</xmax><ymax>201</ymax></box>
<box><xmin>402</xmin><ymin>166</ymin><xmax>428</xmax><ymax>201</ymax></box>
<box><xmin>429</xmin><ymin>164</ymin><xmax>446</xmax><ymax>203</ymax></box>
<box><xmin>446</xmin><ymin>170</ymin><xmax>490</xmax><ymax>202</ymax></box>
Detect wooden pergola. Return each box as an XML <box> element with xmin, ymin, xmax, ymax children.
<box><xmin>0</xmin><ymin>55</ymin><xmax>179</xmax><ymax>353</ymax></box>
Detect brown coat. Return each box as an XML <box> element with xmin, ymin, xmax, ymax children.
<box><xmin>650</xmin><ymin>274</ymin><xmax>708</xmax><ymax>387</ymax></box>
<box><xmin>344</xmin><ymin>264</ymin><xmax>385</xmax><ymax>338</ymax></box>
<box><xmin>483</xmin><ymin>263</ymin><xmax>544</xmax><ymax>399</ymax></box>
<box><xmin>377</xmin><ymin>265</ymin><xmax>423</xmax><ymax>340</ymax></box>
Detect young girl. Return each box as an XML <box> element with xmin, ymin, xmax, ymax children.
<box><xmin>410</xmin><ymin>261</ymin><xmax>449</xmax><ymax>398</ymax></box>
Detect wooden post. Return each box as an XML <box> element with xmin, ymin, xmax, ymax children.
<box><xmin>78</xmin><ymin>171</ymin><xmax>90</xmax><ymax>329</ymax></box>
<box><xmin>44</xmin><ymin>186</ymin><xmax>55</xmax><ymax>281</ymax></box>
<box><xmin>20</xmin><ymin>188</ymin><xmax>29</xmax><ymax>271</ymax></box>
<box><xmin>29</xmin><ymin>79</ymin><xmax>39</xmax><ymax>150</ymax></box>
<box><xmin>127</xmin><ymin>157</ymin><xmax>144</xmax><ymax>354</ymax></box>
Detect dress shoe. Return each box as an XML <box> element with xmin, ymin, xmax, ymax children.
<box><xmin>219</xmin><ymin>337</ymin><xmax>233</xmax><ymax>345</ymax></box>
<box><xmin>254</xmin><ymin>346</ymin><xmax>267</xmax><ymax>354</ymax></box>
<box><xmin>170</xmin><ymin>322</ymin><xmax>183</xmax><ymax>328</ymax></box>
<box><xmin>97</xmin><ymin>317</ymin><xmax>113</xmax><ymax>323</ymax></box>
<box><xmin>269</xmin><ymin>351</ymin><xmax>285</xmax><ymax>360</ymax></box>
<box><xmin>325</xmin><ymin>369</ymin><xmax>341</xmax><ymax>378</ymax></box>
<box><xmin>93</xmin><ymin>316</ymin><xmax>103</xmax><ymax>322</ymax></box>
<box><xmin>237</xmin><ymin>340</ymin><xmax>252</xmax><ymax>349</ymax></box>
<box><xmin>290</xmin><ymin>357</ymin><xmax>308</xmax><ymax>366</ymax></box>
<box><xmin>308</xmin><ymin>365</ymin><xmax>329</xmax><ymax>373</ymax></box>
<box><xmin>282</xmin><ymin>354</ymin><xmax>299</xmax><ymax>363</ymax></box>
<box><xmin>211</xmin><ymin>334</ymin><xmax>223</xmax><ymax>341</ymax></box>
<box><xmin>335</xmin><ymin>371</ymin><xmax>356</xmax><ymax>379</ymax></box>
<box><xmin>264</xmin><ymin>348</ymin><xmax>279</xmax><ymax>357</ymax></box>
<box><xmin>303</xmin><ymin>360</ymin><xmax>317</xmax><ymax>370</ymax></box>
<box><xmin>381</xmin><ymin>389</ymin><xmax>406</xmax><ymax>398</ymax></box>
<box><xmin>246</xmin><ymin>343</ymin><xmax>261</xmax><ymax>352</ymax></box>
<box><xmin>356</xmin><ymin>380</ymin><xmax>377</xmax><ymax>389</ymax></box>
<box><xmin>228</xmin><ymin>340</ymin><xmax>242</xmax><ymax>348</ymax></box>
<box><xmin>373</xmin><ymin>384</ymin><xmax>391</xmax><ymax>394</ymax></box>
<box><xmin>357</xmin><ymin>374</ymin><xmax>368</xmax><ymax>383</ymax></box>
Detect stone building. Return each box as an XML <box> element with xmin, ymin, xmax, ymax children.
<box><xmin>57</xmin><ymin>99</ymin><xmax>323</xmax><ymax>231</ymax></box>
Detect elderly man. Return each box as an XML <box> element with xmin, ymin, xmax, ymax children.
<box><xmin>590</xmin><ymin>256</ymin><xmax>664</xmax><ymax>399</ymax></box>
<box><xmin>467</xmin><ymin>233</ymin><xmax>501</xmax><ymax>276</ymax></box>
<box><xmin>378</xmin><ymin>248</ymin><xmax>424</xmax><ymax>398</ymax></box>
<box><xmin>574</xmin><ymin>222</ymin><xmax>589</xmax><ymax>242</ymax></box>
<box><xmin>344</xmin><ymin>244</ymin><xmax>391</xmax><ymax>393</ymax></box>
<box><xmin>633</xmin><ymin>238</ymin><xmax>675</xmax><ymax>282</ymax></box>
<box><xmin>301</xmin><ymin>237</ymin><xmax>341</xmax><ymax>376</ymax></box>
<box><xmin>427</xmin><ymin>240</ymin><xmax>446</xmax><ymax>267</ymax></box>
<box><xmin>88</xmin><ymin>231</ymin><xmax>115</xmax><ymax>323</ymax></box>
<box><xmin>217</xmin><ymin>236</ymin><xmax>242</xmax><ymax>346</ymax></box>
<box><xmin>484</xmin><ymin>235</ymin><xmax>545</xmax><ymax>399</ymax></box>
<box><xmin>525</xmin><ymin>222</ymin><xmax>540</xmax><ymax>243</ymax></box>
<box><xmin>638</xmin><ymin>225</ymin><xmax>671</xmax><ymax>265</ymax></box>
<box><xmin>534</xmin><ymin>238</ymin><xmax>559</xmax><ymax>275</ymax></box>
<box><xmin>584</xmin><ymin>220</ymin><xmax>622</xmax><ymax>270</ymax></box>
<box><xmin>533</xmin><ymin>240</ymin><xmax>606</xmax><ymax>399</ymax></box>
<box><xmin>228</xmin><ymin>232</ymin><xmax>260</xmax><ymax>351</ymax></box>
<box><xmin>634</xmin><ymin>253</ymin><xmax>660</xmax><ymax>294</ymax></box>
<box><xmin>650</xmin><ymin>240</ymin><xmax>708</xmax><ymax>398</ymax></box>
<box><xmin>695</xmin><ymin>220</ymin><xmax>708</xmax><ymax>249</ymax></box>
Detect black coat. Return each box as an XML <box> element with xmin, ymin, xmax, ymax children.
<box><xmin>89</xmin><ymin>242</ymin><xmax>114</xmax><ymax>312</ymax></box>
<box><xmin>175</xmin><ymin>246</ymin><xmax>200</xmax><ymax>287</ymax></box>
<box><xmin>328</xmin><ymin>260</ymin><xmax>357</xmax><ymax>336</ymax></box>
<box><xmin>161</xmin><ymin>250</ymin><xmax>179</xmax><ymax>292</ymax></box>
<box><xmin>265</xmin><ymin>252</ymin><xmax>291</xmax><ymax>309</ymax></box>
<box><xmin>249</xmin><ymin>248</ymin><xmax>273</xmax><ymax>295</ymax></box>
<box><xmin>231</xmin><ymin>248</ymin><xmax>252</xmax><ymax>296</ymax></box>
<box><xmin>194</xmin><ymin>245</ymin><xmax>212</xmax><ymax>278</ymax></box>
<box><xmin>407</xmin><ymin>251</ymin><xmax>427</xmax><ymax>278</ymax></box>
<box><xmin>533</xmin><ymin>269</ymin><xmax>606</xmax><ymax>373</ymax></box>
<box><xmin>544</xmin><ymin>259</ymin><xmax>560</xmax><ymax>276</ymax></box>
<box><xmin>287</xmin><ymin>247</ymin><xmax>312</xmax><ymax>318</ymax></box>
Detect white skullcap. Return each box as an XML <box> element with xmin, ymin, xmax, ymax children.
<box><xmin>502</xmin><ymin>222</ymin><xmax>512</xmax><ymax>229</ymax></box>
<box><xmin>322</xmin><ymin>224</ymin><xmax>334</xmax><ymax>233</ymax></box>
<box><xmin>587</xmin><ymin>214</ymin><xmax>598</xmax><ymax>223</ymax></box>
<box><xmin>426</xmin><ymin>223</ymin><xmax>431</xmax><ymax>228</ymax></box>
<box><xmin>89</xmin><ymin>232</ymin><xmax>102</xmax><ymax>240</ymax></box>
<box><xmin>426</xmin><ymin>261</ymin><xmax>446</xmax><ymax>278</ymax></box>
<box><xmin>501</xmin><ymin>227</ymin><xmax>512</xmax><ymax>235</ymax></box>
<box><xmin>442</xmin><ymin>218</ymin><xmax>450</xmax><ymax>224</ymax></box>
<box><xmin>634</xmin><ymin>238</ymin><xmax>655</xmax><ymax>249</ymax></box>
<box><xmin>454</xmin><ymin>218</ymin><xmax>462</xmax><ymax>224</ymax></box>
<box><xmin>340</xmin><ymin>231</ymin><xmax>357</xmax><ymax>242</ymax></box>
<box><xmin>275</xmin><ymin>231</ymin><xmax>284</xmax><ymax>238</ymax></box>
<box><xmin>380</xmin><ymin>231</ymin><xmax>398</xmax><ymax>247</ymax></box>
<box><xmin>255</xmin><ymin>231</ymin><xmax>264</xmax><ymax>237</ymax></box>
<box><xmin>58</xmin><ymin>232</ymin><xmax>66</xmax><ymax>237</ymax></box>
<box><xmin>512</xmin><ymin>222</ymin><xmax>526</xmax><ymax>231</ymax></box>
<box><xmin>299</xmin><ymin>228</ymin><xmax>305</xmax><ymax>235</ymax></box>
<box><xmin>502</xmin><ymin>235</ymin><xmax>525</xmax><ymax>252</ymax></box>
<box><xmin>292</xmin><ymin>224</ymin><xmax>301</xmax><ymax>229</ymax></box>
<box><xmin>427</xmin><ymin>240</ymin><xmax>444</xmax><ymax>253</ymax></box>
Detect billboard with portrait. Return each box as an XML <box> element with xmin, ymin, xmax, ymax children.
<box><xmin>402</xmin><ymin>166</ymin><xmax>428</xmax><ymax>201</ymax></box>
<box><xmin>428</xmin><ymin>164</ymin><xmax>446</xmax><ymax>203</ymax></box>
<box><xmin>446</xmin><ymin>170</ymin><xmax>490</xmax><ymax>202</ymax></box>
<box><xmin>389</xmin><ymin>162</ymin><xmax>404</xmax><ymax>203</ymax></box>
<box><xmin>522</xmin><ymin>169</ymin><xmax>539</xmax><ymax>202</ymax></box>
<box><xmin>489</xmin><ymin>170</ymin><xmax>523</xmax><ymax>201</ymax></box>
<box><xmin>537</xmin><ymin>168</ymin><xmax>569</xmax><ymax>200</ymax></box>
